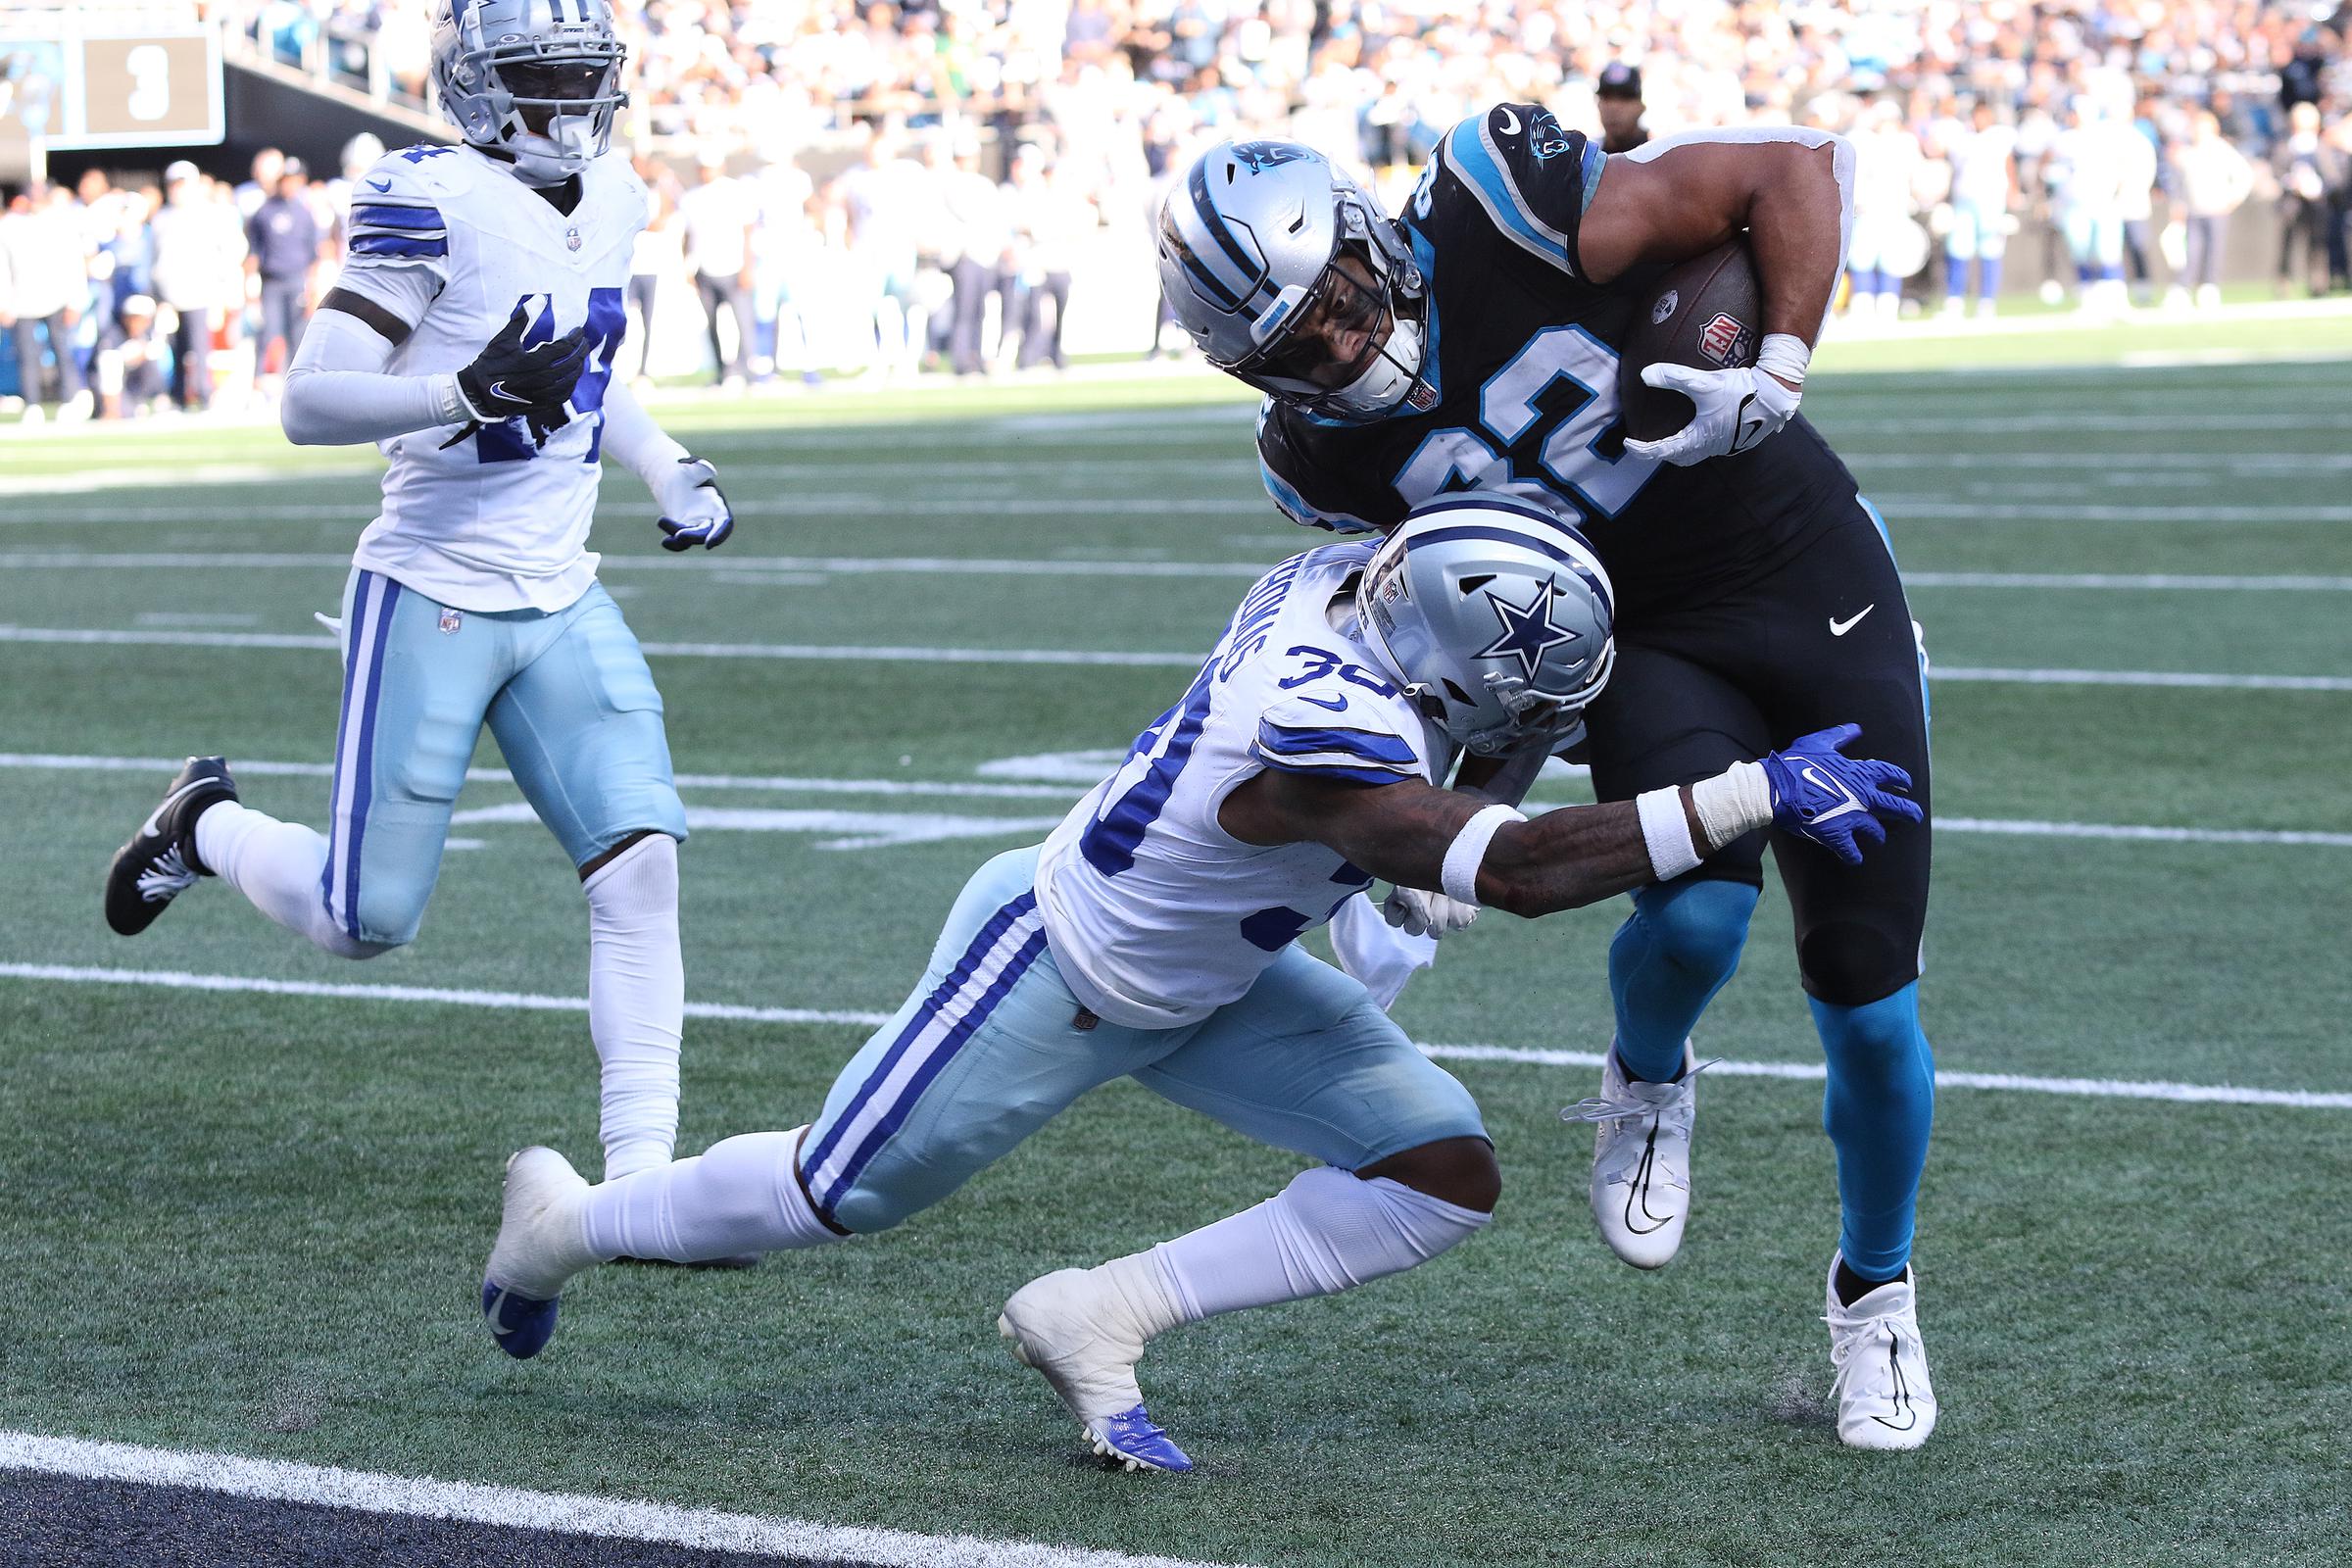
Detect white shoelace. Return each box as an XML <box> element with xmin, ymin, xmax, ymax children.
<box><xmin>1559</xmin><ymin>1056</ymin><xmax>1717</xmax><ymax>1127</ymax></box>
<box><xmin>136</xmin><ymin>844</ymin><xmax>200</xmax><ymax>904</ymax></box>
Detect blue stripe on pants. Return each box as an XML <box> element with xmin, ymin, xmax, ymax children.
<box><xmin>814</xmin><ymin>928</ymin><xmax>1048</xmax><ymax>1218</ymax></box>
<box><xmin>323</xmin><ymin>572</ymin><xmax>400</xmax><ymax>938</ymax></box>
<box><xmin>800</xmin><ymin>890</ymin><xmax>1038</xmax><ymax>1198</ymax></box>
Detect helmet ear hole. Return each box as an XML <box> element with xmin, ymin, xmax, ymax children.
<box><xmin>1442</xmin><ymin>678</ymin><xmax>1475</xmax><ymax>707</ymax></box>
<box><xmin>1457</xmin><ymin>573</ymin><xmax>1494</xmax><ymax>595</ymax></box>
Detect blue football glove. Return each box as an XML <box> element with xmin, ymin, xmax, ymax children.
<box><xmin>653</xmin><ymin>456</ymin><xmax>734</xmax><ymax>552</ymax></box>
<box><xmin>1758</xmin><ymin>723</ymin><xmax>1923</xmax><ymax>866</ymax></box>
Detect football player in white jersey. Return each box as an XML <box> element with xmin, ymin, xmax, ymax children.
<box><xmin>474</xmin><ymin>494</ymin><xmax>1920</xmax><ymax>1472</ymax></box>
<box><xmin>103</xmin><ymin>0</ymin><xmax>735</xmax><ymax>1199</ymax></box>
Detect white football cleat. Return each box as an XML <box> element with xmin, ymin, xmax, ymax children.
<box><xmin>480</xmin><ymin>1147</ymin><xmax>596</xmax><ymax>1360</ymax></box>
<box><xmin>1564</xmin><ymin>1042</ymin><xmax>1702</xmax><ymax>1269</ymax></box>
<box><xmin>1825</xmin><ymin>1252</ymin><xmax>1938</xmax><ymax>1449</ymax></box>
<box><xmin>999</xmin><ymin>1268</ymin><xmax>1192</xmax><ymax>1473</ymax></box>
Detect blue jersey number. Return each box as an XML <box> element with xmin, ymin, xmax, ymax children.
<box><xmin>1394</xmin><ymin>324</ymin><xmax>1658</xmax><ymax>519</ymax></box>
<box><xmin>1078</xmin><ymin>662</ymin><xmax>1216</xmax><ymax>877</ymax></box>
<box><xmin>474</xmin><ymin>287</ymin><xmax>627</xmax><ymax>466</ymax></box>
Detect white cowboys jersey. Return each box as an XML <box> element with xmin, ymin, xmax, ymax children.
<box><xmin>330</xmin><ymin>143</ymin><xmax>649</xmax><ymax>612</ymax></box>
<box><xmin>1035</xmin><ymin>543</ymin><xmax>1446</xmax><ymax>1030</ymax></box>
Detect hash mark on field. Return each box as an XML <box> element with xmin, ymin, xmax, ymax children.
<box><xmin>5</xmin><ymin>964</ymin><xmax>2348</xmax><ymax>1109</ymax></box>
<box><xmin>0</xmin><ymin>1432</ymin><xmax>1244</xmax><ymax>1568</ymax></box>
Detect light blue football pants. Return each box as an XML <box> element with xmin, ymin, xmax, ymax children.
<box><xmin>801</xmin><ymin>847</ymin><xmax>1489</xmax><ymax>1234</ymax></box>
<box><xmin>320</xmin><ymin>567</ymin><xmax>688</xmax><ymax>947</ymax></box>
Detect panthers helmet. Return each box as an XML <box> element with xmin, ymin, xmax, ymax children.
<box><xmin>431</xmin><ymin>0</ymin><xmax>627</xmax><ymax>186</ymax></box>
<box><xmin>1158</xmin><ymin>140</ymin><xmax>1430</xmax><ymax>422</ymax></box>
<box><xmin>1355</xmin><ymin>492</ymin><xmax>1617</xmax><ymax>756</ymax></box>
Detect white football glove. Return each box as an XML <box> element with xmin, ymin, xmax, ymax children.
<box><xmin>1383</xmin><ymin>885</ymin><xmax>1478</xmax><ymax>939</ymax></box>
<box><xmin>652</xmin><ymin>455</ymin><xmax>735</xmax><ymax>551</ymax></box>
<box><xmin>1622</xmin><ymin>362</ymin><xmax>1802</xmax><ymax>466</ymax></box>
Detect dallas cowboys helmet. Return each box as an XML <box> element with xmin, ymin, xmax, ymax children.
<box><xmin>431</xmin><ymin>0</ymin><xmax>627</xmax><ymax>186</ymax></box>
<box><xmin>1355</xmin><ymin>492</ymin><xmax>1617</xmax><ymax>756</ymax></box>
<box><xmin>1158</xmin><ymin>140</ymin><xmax>1429</xmax><ymax>422</ymax></box>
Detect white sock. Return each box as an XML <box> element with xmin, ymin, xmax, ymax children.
<box><xmin>578</xmin><ymin>1127</ymin><xmax>842</xmax><ymax>1261</ymax></box>
<box><xmin>584</xmin><ymin>835</ymin><xmax>684</xmax><ymax>1179</ymax></box>
<box><xmin>1146</xmin><ymin>1165</ymin><xmax>1492</xmax><ymax>1326</ymax></box>
<box><xmin>193</xmin><ymin>800</ymin><xmax>389</xmax><ymax>960</ymax></box>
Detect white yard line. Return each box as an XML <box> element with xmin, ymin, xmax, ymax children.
<box><xmin>1846</xmin><ymin>502</ymin><xmax>2352</xmax><ymax>522</ymax></box>
<box><xmin>0</xmin><ymin>1431</ymin><xmax>1244</xmax><ymax>1568</ymax></box>
<box><xmin>13</xmin><ymin>554</ymin><xmax>2352</xmax><ymax>593</ymax></box>
<box><xmin>3</xmin><ymin>962</ymin><xmax>2347</xmax><ymax>1109</ymax></box>
<box><xmin>0</xmin><ymin>497</ymin><xmax>1267</xmax><ymax>524</ymax></box>
<box><xmin>7</xmin><ymin>625</ymin><xmax>2350</xmax><ymax>688</ymax></box>
<box><xmin>7</xmin><ymin>752</ymin><xmax>2350</xmax><ymax>846</ymax></box>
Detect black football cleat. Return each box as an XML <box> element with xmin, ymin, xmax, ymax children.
<box><xmin>105</xmin><ymin>756</ymin><xmax>238</xmax><ymax>936</ymax></box>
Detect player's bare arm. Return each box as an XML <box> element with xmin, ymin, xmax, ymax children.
<box><xmin>1579</xmin><ymin>128</ymin><xmax>1857</xmax><ymax>466</ymax></box>
<box><xmin>1220</xmin><ymin>769</ymin><xmax>1665</xmax><ymax>916</ymax></box>
<box><xmin>1578</xmin><ymin>134</ymin><xmax>1848</xmax><ymax>354</ymax></box>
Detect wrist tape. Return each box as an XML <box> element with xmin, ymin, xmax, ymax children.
<box><xmin>1690</xmin><ymin>760</ymin><xmax>1774</xmax><ymax>851</ymax></box>
<box><xmin>1757</xmin><ymin>332</ymin><xmax>1811</xmax><ymax>385</ymax></box>
<box><xmin>1441</xmin><ymin>804</ymin><xmax>1525</xmax><ymax>906</ymax></box>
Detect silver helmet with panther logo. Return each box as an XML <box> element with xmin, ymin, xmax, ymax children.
<box><xmin>1157</xmin><ymin>140</ymin><xmax>1430</xmax><ymax>422</ymax></box>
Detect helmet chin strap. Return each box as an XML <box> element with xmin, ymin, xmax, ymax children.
<box><xmin>1324</xmin><ymin>318</ymin><xmax>1426</xmax><ymax>419</ymax></box>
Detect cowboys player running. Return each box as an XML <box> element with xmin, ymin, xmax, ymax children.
<box><xmin>102</xmin><ymin>0</ymin><xmax>735</xmax><ymax>1192</ymax></box>
<box><xmin>476</xmin><ymin>495</ymin><xmax>1918</xmax><ymax>1473</ymax></box>
<box><xmin>1160</xmin><ymin>119</ymin><xmax>1941</xmax><ymax>1446</ymax></box>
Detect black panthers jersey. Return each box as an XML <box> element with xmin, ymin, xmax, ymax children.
<box><xmin>1257</xmin><ymin>104</ymin><xmax>1861</xmax><ymax>621</ymax></box>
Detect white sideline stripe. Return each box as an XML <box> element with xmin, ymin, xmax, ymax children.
<box><xmin>1937</xmin><ymin>816</ymin><xmax>2352</xmax><ymax>848</ymax></box>
<box><xmin>4</xmin><ymin>962</ymin><xmax>2348</xmax><ymax>1110</ymax></box>
<box><xmin>1934</xmin><ymin>665</ymin><xmax>2352</xmax><ymax>692</ymax></box>
<box><xmin>0</xmin><ymin>496</ymin><xmax>1267</xmax><ymax>524</ymax></box>
<box><xmin>16</xmin><ymin>554</ymin><xmax>2352</xmax><ymax>594</ymax></box>
<box><xmin>8</xmin><ymin>626</ymin><xmax>2351</xmax><ymax>689</ymax></box>
<box><xmin>0</xmin><ymin>1432</ymin><xmax>1242</xmax><ymax>1568</ymax></box>
<box><xmin>10</xmin><ymin>752</ymin><xmax>2352</xmax><ymax>849</ymax></box>
<box><xmin>1856</xmin><ymin>501</ymin><xmax>2352</xmax><ymax>522</ymax></box>
<box><xmin>1903</xmin><ymin>571</ymin><xmax>2352</xmax><ymax>592</ymax></box>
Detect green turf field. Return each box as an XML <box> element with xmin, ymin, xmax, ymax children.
<box><xmin>2</xmin><ymin>334</ymin><xmax>2349</xmax><ymax>1567</ymax></box>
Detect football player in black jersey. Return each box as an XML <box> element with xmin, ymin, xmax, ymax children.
<box><xmin>1159</xmin><ymin>114</ymin><xmax>1938</xmax><ymax>1449</ymax></box>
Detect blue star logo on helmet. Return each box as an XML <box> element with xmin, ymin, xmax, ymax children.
<box><xmin>1230</xmin><ymin>141</ymin><xmax>1311</xmax><ymax>173</ymax></box>
<box><xmin>1475</xmin><ymin>581</ymin><xmax>1580</xmax><ymax>681</ymax></box>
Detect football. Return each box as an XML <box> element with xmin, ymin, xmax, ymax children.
<box><xmin>1616</xmin><ymin>237</ymin><xmax>1764</xmax><ymax>443</ymax></box>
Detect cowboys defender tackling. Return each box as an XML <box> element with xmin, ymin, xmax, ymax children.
<box><xmin>103</xmin><ymin>0</ymin><xmax>736</xmax><ymax>1191</ymax></box>
<box><xmin>1161</xmin><ymin>112</ymin><xmax>1941</xmax><ymax>1446</ymax></box>
<box><xmin>477</xmin><ymin>494</ymin><xmax>1918</xmax><ymax>1473</ymax></box>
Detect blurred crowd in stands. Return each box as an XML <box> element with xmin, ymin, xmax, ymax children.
<box><xmin>6</xmin><ymin>0</ymin><xmax>2349</xmax><ymax>418</ymax></box>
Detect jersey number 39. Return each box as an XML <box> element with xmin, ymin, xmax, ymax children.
<box><xmin>475</xmin><ymin>287</ymin><xmax>627</xmax><ymax>466</ymax></box>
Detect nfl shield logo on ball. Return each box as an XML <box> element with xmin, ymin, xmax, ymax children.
<box><xmin>439</xmin><ymin>608</ymin><xmax>463</xmax><ymax>636</ymax></box>
<box><xmin>1650</xmin><ymin>290</ymin><xmax>1679</xmax><ymax>325</ymax></box>
<box><xmin>1697</xmin><ymin>312</ymin><xmax>1755</xmax><ymax>367</ymax></box>
<box><xmin>565</xmin><ymin>226</ymin><xmax>582</xmax><ymax>252</ymax></box>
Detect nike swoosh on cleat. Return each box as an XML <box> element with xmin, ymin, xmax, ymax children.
<box><xmin>141</xmin><ymin>779</ymin><xmax>210</xmax><ymax>840</ymax></box>
<box><xmin>484</xmin><ymin>1288</ymin><xmax>516</xmax><ymax>1334</ymax></box>
<box><xmin>1830</xmin><ymin>605</ymin><xmax>1876</xmax><ymax>637</ymax></box>
<box><xmin>1871</xmin><ymin>1327</ymin><xmax>1919</xmax><ymax>1430</ymax></box>
<box><xmin>1622</xmin><ymin>1128</ymin><xmax>1671</xmax><ymax>1233</ymax></box>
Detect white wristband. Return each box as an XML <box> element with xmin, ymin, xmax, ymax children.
<box><xmin>1441</xmin><ymin>804</ymin><xmax>1524</xmax><ymax>906</ymax></box>
<box><xmin>1757</xmin><ymin>332</ymin><xmax>1810</xmax><ymax>385</ymax></box>
<box><xmin>1636</xmin><ymin>787</ymin><xmax>1702</xmax><ymax>881</ymax></box>
<box><xmin>434</xmin><ymin>372</ymin><xmax>475</xmax><ymax>424</ymax></box>
<box><xmin>1690</xmin><ymin>760</ymin><xmax>1774</xmax><ymax>851</ymax></box>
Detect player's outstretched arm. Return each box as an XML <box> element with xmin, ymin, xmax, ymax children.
<box><xmin>1578</xmin><ymin>128</ymin><xmax>1856</xmax><ymax>466</ymax></box>
<box><xmin>1222</xmin><ymin>723</ymin><xmax>1921</xmax><ymax>920</ymax></box>
<box><xmin>600</xmin><ymin>380</ymin><xmax>735</xmax><ymax>551</ymax></box>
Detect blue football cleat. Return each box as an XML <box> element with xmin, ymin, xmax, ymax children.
<box><xmin>1093</xmin><ymin>1404</ymin><xmax>1194</xmax><ymax>1474</ymax></box>
<box><xmin>479</xmin><ymin>1147</ymin><xmax>595</xmax><ymax>1361</ymax></box>
<box><xmin>481</xmin><ymin>1279</ymin><xmax>561</xmax><ymax>1360</ymax></box>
